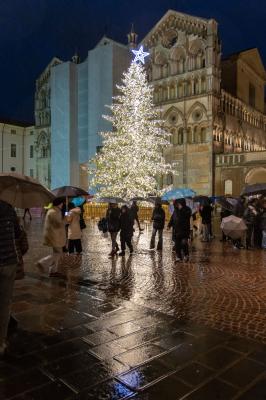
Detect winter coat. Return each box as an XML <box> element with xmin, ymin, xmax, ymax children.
<box><xmin>168</xmin><ymin>206</ymin><xmax>192</xmax><ymax>238</ymax></box>
<box><xmin>151</xmin><ymin>205</ymin><xmax>165</xmax><ymax>230</ymax></box>
<box><xmin>234</xmin><ymin>201</ymin><xmax>245</xmax><ymax>218</ymax></box>
<box><xmin>130</xmin><ymin>204</ymin><xmax>139</xmax><ymax>219</ymax></box>
<box><xmin>260</xmin><ymin>210</ymin><xmax>266</xmax><ymax>231</ymax></box>
<box><xmin>43</xmin><ymin>206</ymin><xmax>66</xmax><ymax>248</ymax></box>
<box><xmin>67</xmin><ymin>207</ymin><xmax>82</xmax><ymax>240</ymax></box>
<box><xmin>243</xmin><ymin>206</ymin><xmax>257</xmax><ymax>225</ymax></box>
<box><xmin>120</xmin><ymin>211</ymin><xmax>134</xmax><ymax>237</ymax></box>
<box><xmin>0</xmin><ymin>200</ymin><xmax>21</xmax><ymax>267</ymax></box>
<box><xmin>106</xmin><ymin>207</ymin><xmax>121</xmax><ymax>233</ymax></box>
<box><xmin>200</xmin><ymin>205</ymin><xmax>212</xmax><ymax>224</ymax></box>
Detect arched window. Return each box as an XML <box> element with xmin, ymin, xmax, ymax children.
<box><xmin>201</xmin><ymin>77</ymin><xmax>206</xmax><ymax>93</ymax></box>
<box><xmin>195</xmin><ymin>79</ymin><xmax>199</xmax><ymax>95</ymax></box>
<box><xmin>179</xmin><ymin>58</ymin><xmax>185</xmax><ymax>74</ymax></box>
<box><xmin>178</xmin><ymin>128</ymin><xmax>184</xmax><ymax>145</ymax></box>
<box><xmin>201</xmin><ymin>127</ymin><xmax>207</xmax><ymax>142</ymax></box>
<box><xmin>167</xmin><ymin>173</ymin><xmax>173</xmax><ymax>185</ymax></box>
<box><xmin>170</xmin><ymin>85</ymin><xmax>175</xmax><ymax>99</ymax></box>
<box><xmin>188</xmin><ymin>127</ymin><xmax>193</xmax><ymax>144</ymax></box>
<box><xmin>178</xmin><ymin>83</ymin><xmax>183</xmax><ymax>98</ymax></box>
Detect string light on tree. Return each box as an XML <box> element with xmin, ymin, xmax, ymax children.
<box><xmin>89</xmin><ymin>47</ymin><xmax>174</xmax><ymax>200</ymax></box>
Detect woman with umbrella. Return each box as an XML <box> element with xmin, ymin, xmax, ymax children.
<box><xmin>37</xmin><ymin>198</ymin><xmax>66</xmax><ymax>277</ymax></box>
<box><xmin>106</xmin><ymin>202</ymin><xmax>121</xmax><ymax>257</ymax></box>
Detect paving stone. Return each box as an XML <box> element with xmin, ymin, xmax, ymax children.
<box><xmin>82</xmin><ymin>330</ymin><xmax>118</xmax><ymax>345</ymax></box>
<box><xmin>220</xmin><ymin>358</ymin><xmax>265</xmax><ymax>388</ymax></box>
<box><xmin>43</xmin><ymin>352</ymin><xmax>100</xmax><ymax>378</ymax></box>
<box><xmin>172</xmin><ymin>362</ymin><xmax>215</xmax><ymax>386</ymax></box>
<box><xmin>118</xmin><ymin>360</ymin><xmax>172</xmax><ymax>390</ymax></box>
<box><xmin>236</xmin><ymin>376</ymin><xmax>266</xmax><ymax>399</ymax></box>
<box><xmin>78</xmin><ymin>379</ymin><xmax>135</xmax><ymax>399</ymax></box>
<box><xmin>182</xmin><ymin>378</ymin><xmax>237</xmax><ymax>399</ymax></box>
<box><xmin>115</xmin><ymin>344</ymin><xmax>165</xmax><ymax>367</ymax></box>
<box><xmin>21</xmin><ymin>381</ymin><xmax>75</xmax><ymax>399</ymax></box>
<box><xmin>140</xmin><ymin>375</ymin><xmax>192</xmax><ymax>399</ymax></box>
<box><xmin>89</xmin><ymin>342</ymin><xmax>127</xmax><ymax>360</ymax></box>
<box><xmin>38</xmin><ymin>339</ymin><xmax>92</xmax><ymax>362</ymax></box>
<box><xmin>157</xmin><ymin>343</ymin><xmax>197</xmax><ymax>369</ymax></box>
<box><xmin>0</xmin><ymin>369</ymin><xmax>50</xmax><ymax>400</ymax></box>
<box><xmin>196</xmin><ymin>346</ymin><xmax>242</xmax><ymax>370</ymax></box>
<box><xmin>60</xmin><ymin>363</ymin><xmax>111</xmax><ymax>391</ymax></box>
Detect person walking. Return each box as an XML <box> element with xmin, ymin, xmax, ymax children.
<box><xmin>243</xmin><ymin>199</ymin><xmax>258</xmax><ymax>249</ymax></box>
<box><xmin>0</xmin><ymin>200</ymin><xmax>22</xmax><ymax>357</ymax></box>
<box><xmin>23</xmin><ymin>208</ymin><xmax>32</xmax><ymax>220</ymax></box>
<box><xmin>106</xmin><ymin>203</ymin><xmax>121</xmax><ymax>257</ymax></box>
<box><xmin>66</xmin><ymin>202</ymin><xmax>82</xmax><ymax>255</ymax></box>
<box><xmin>37</xmin><ymin>198</ymin><xmax>66</xmax><ymax>277</ymax></box>
<box><xmin>119</xmin><ymin>205</ymin><xmax>134</xmax><ymax>256</ymax></box>
<box><xmin>168</xmin><ymin>198</ymin><xmax>191</xmax><ymax>262</ymax></box>
<box><xmin>200</xmin><ymin>201</ymin><xmax>212</xmax><ymax>242</ymax></box>
<box><xmin>150</xmin><ymin>200</ymin><xmax>165</xmax><ymax>251</ymax></box>
<box><xmin>260</xmin><ymin>201</ymin><xmax>266</xmax><ymax>249</ymax></box>
<box><xmin>130</xmin><ymin>201</ymin><xmax>144</xmax><ymax>233</ymax></box>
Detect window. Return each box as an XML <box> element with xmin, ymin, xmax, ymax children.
<box><xmin>224</xmin><ymin>179</ymin><xmax>233</xmax><ymax>195</ymax></box>
<box><xmin>11</xmin><ymin>144</ymin><xmax>16</xmax><ymax>157</ymax></box>
<box><xmin>30</xmin><ymin>145</ymin><xmax>34</xmax><ymax>158</ymax></box>
<box><xmin>29</xmin><ymin>169</ymin><xmax>34</xmax><ymax>177</ymax></box>
<box><xmin>30</xmin><ymin>131</ymin><xmax>34</xmax><ymax>135</ymax></box>
<box><xmin>41</xmin><ymin>147</ymin><xmax>48</xmax><ymax>158</ymax></box>
<box><xmin>249</xmin><ymin>83</ymin><xmax>255</xmax><ymax>108</ymax></box>
<box><xmin>10</xmin><ymin>167</ymin><xmax>16</xmax><ymax>171</ymax></box>
<box><xmin>11</xmin><ymin>129</ymin><xmax>16</xmax><ymax>135</ymax></box>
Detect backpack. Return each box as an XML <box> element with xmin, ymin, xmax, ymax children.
<box><xmin>98</xmin><ymin>217</ymin><xmax>108</xmax><ymax>233</ymax></box>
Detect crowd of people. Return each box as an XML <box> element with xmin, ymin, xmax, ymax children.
<box><xmin>1</xmin><ymin>193</ymin><xmax>266</xmax><ymax>358</ymax></box>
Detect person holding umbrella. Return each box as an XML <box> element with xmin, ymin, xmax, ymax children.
<box><xmin>106</xmin><ymin>202</ymin><xmax>121</xmax><ymax>257</ymax></box>
<box><xmin>168</xmin><ymin>198</ymin><xmax>191</xmax><ymax>262</ymax></box>
<box><xmin>37</xmin><ymin>198</ymin><xmax>66</xmax><ymax>277</ymax></box>
<box><xmin>150</xmin><ymin>199</ymin><xmax>165</xmax><ymax>251</ymax></box>
<box><xmin>119</xmin><ymin>205</ymin><xmax>134</xmax><ymax>256</ymax></box>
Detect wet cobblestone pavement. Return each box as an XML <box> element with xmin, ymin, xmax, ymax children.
<box><xmin>1</xmin><ymin>220</ymin><xmax>266</xmax><ymax>399</ymax></box>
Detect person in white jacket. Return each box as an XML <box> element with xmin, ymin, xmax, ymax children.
<box><xmin>67</xmin><ymin>202</ymin><xmax>82</xmax><ymax>255</ymax></box>
<box><xmin>37</xmin><ymin>198</ymin><xmax>66</xmax><ymax>277</ymax></box>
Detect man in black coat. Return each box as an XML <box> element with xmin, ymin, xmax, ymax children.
<box><xmin>0</xmin><ymin>200</ymin><xmax>21</xmax><ymax>356</ymax></box>
<box><xmin>200</xmin><ymin>201</ymin><xmax>213</xmax><ymax>242</ymax></box>
<box><xmin>150</xmin><ymin>201</ymin><xmax>165</xmax><ymax>251</ymax></box>
<box><xmin>119</xmin><ymin>205</ymin><xmax>134</xmax><ymax>256</ymax></box>
<box><xmin>168</xmin><ymin>198</ymin><xmax>191</xmax><ymax>262</ymax></box>
<box><xmin>106</xmin><ymin>203</ymin><xmax>121</xmax><ymax>257</ymax></box>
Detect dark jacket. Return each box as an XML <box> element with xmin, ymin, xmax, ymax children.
<box><xmin>0</xmin><ymin>200</ymin><xmax>21</xmax><ymax>267</ymax></box>
<box><xmin>168</xmin><ymin>206</ymin><xmax>191</xmax><ymax>238</ymax></box>
<box><xmin>200</xmin><ymin>204</ymin><xmax>212</xmax><ymax>224</ymax></box>
<box><xmin>234</xmin><ymin>200</ymin><xmax>245</xmax><ymax>218</ymax></box>
<box><xmin>151</xmin><ymin>205</ymin><xmax>165</xmax><ymax>230</ymax></box>
<box><xmin>120</xmin><ymin>211</ymin><xmax>134</xmax><ymax>236</ymax></box>
<box><xmin>130</xmin><ymin>203</ymin><xmax>139</xmax><ymax>219</ymax></box>
<box><xmin>260</xmin><ymin>210</ymin><xmax>266</xmax><ymax>231</ymax></box>
<box><xmin>243</xmin><ymin>206</ymin><xmax>257</xmax><ymax>225</ymax></box>
<box><xmin>106</xmin><ymin>207</ymin><xmax>121</xmax><ymax>233</ymax></box>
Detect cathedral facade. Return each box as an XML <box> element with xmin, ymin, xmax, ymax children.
<box><xmin>142</xmin><ymin>10</ymin><xmax>266</xmax><ymax>195</ymax></box>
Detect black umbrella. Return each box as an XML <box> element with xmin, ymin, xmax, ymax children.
<box><xmin>241</xmin><ymin>183</ymin><xmax>266</xmax><ymax>196</ymax></box>
<box><xmin>51</xmin><ymin>186</ymin><xmax>88</xmax><ymax>198</ymax></box>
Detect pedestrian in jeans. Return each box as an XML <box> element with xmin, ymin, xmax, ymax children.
<box><xmin>106</xmin><ymin>203</ymin><xmax>121</xmax><ymax>257</ymax></box>
<box><xmin>168</xmin><ymin>198</ymin><xmax>192</xmax><ymax>262</ymax></box>
<box><xmin>0</xmin><ymin>200</ymin><xmax>22</xmax><ymax>357</ymax></box>
<box><xmin>66</xmin><ymin>202</ymin><xmax>82</xmax><ymax>255</ymax></box>
<box><xmin>119</xmin><ymin>205</ymin><xmax>134</xmax><ymax>256</ymax></box>
<box><xmin>150</xmin><ymin>201</ymin><xmax>165</xmax><ymax>251</ymax></box>
<box><xmin>37</xmin><ymin>198</ymin><xmax>66</xmax><ymax>277</ymax></box>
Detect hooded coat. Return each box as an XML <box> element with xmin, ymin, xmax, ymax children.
<box><xmin>43</xmin><ymin>206</ymin><xmax>66</xmax><ymax>248</ymax></box>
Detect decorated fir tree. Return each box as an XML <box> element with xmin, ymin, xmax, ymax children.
<box><xmin>89</xmin><ymin>47</ymin><xmax>173</xmax><ymax>200</ymax></box>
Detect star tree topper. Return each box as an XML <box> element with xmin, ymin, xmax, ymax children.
<box><xmin>132</xmin><ymin>45</ymin><xmax>149</xmax><ymax>64</ymax></box>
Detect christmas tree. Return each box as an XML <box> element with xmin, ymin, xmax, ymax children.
<box><xmin>89</xmin><ymin>47</ymin><xmax>173</xmax><ymax>200</ymax></box>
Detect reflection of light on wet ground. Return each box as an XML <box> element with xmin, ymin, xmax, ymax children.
<box><xmin>22</xmin><ymin>220</ymin><xmax>266</xmax><ymax>343</ymax></box>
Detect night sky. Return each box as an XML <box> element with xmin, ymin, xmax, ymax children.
<box><xmin>0</xmin><ymin>0</ymin><xmax>265</xmax><ymax>123</ymax></box>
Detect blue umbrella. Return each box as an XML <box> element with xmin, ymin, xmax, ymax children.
<box><xmin>162</xmin><ymin>188</ymin><xmax>196</xmax><ymax>201</ymax></box>
<box><xmin>72</xmin><ymin>196</ymin><xmax>86</xmax><ymax>207</ymax></box>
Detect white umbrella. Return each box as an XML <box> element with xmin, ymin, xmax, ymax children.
<box><xmin>221</xmin><ymin>215</ymin><xmax>247</xmax><ymax>240</ymax></box>
<box><xmin>0</xmin><ymin>173</ymin><xmax>55</xmax><ymax>208</ymax></box>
